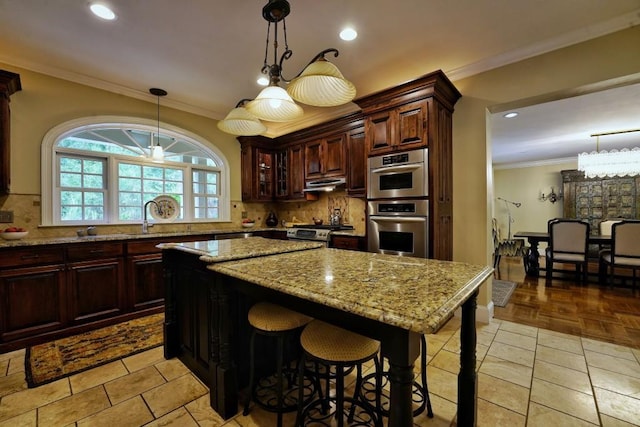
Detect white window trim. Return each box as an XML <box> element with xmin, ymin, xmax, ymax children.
<box><xmin>41</xmin><ymin>115</ymin><xmax>230</xmax><ymax>226</ymax></box>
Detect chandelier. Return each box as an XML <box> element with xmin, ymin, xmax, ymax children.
<box><xmin>217</xmin><ymin>0</ymin><xmax>356</xmax><ymax>136</ymax></box>
<box><xmin>577</xmin><ymin>129</ymin><xmax>640</xmax><ymax>178</ymax></box>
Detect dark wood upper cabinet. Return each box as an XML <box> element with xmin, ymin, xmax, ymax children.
<box><xmin>346</xmin><ymin>126</ymin><xmax>366</xmax><ymax>197</ymax></box>
<box><xmin>0</xmin><ymin>70</ymin><xmax>22</xmax><ymax>195</ymax></box>
<box><xmin>238</xmin><ymin>136</ymin><xmax>276</xmax><ymax>202</ymax></box>
<box><xmin>304</xmin><ymin>134</ymin><xmax>347</xmax><ymax>180</ymax></box>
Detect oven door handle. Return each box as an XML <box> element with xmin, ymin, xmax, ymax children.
<box><xmin>370</xmin><ymin>164</ymin><xmax>421</xmax><ymax>174</ymax></box>
<box><xmin>369</xmin><ymin>216</ymin><xmax>426</xmax><ymax>223</ymax></box>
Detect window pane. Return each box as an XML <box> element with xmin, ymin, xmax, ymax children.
<box><xmin>61</xmin><ymin>206</ymin><xmax>82</xmax><ymax>221</ymax></box>
<box><xmin>193</xmin><ymin>182</ymin><xmax>204</xmax><ymax>193</ymax></box>
<box><xmin>119</xmin><ymin>163</ymin><xmax>141</xmax><ymax>178</ymax></box>
<box><xmin>207</xmin><ymin>184</ymin><xmax>217</xmax><ymax>194</ymax></box>
<box><xmin>61</xmin><ymin>173</ymin><xmax>82</xmax><ymax>187</ymax></box>
<box><xmin>143</xmin><ymin>180</ymin><xmax>163</xmax><ymax>193</ymax></box>
<box><xmin>143</xmin><ymin>166</ymin><xmax>163</xmax><ymax>179</ymax></box>
<box><xmin>84</xmin><ymin>206</ymin><xmax>104</xmax><ymax>220</ymax></box>
<box><xmin>119</xmin><ymin>192</ymin><xmax>141</xmax><ymax>206</ymax></box>
<box><xmin>85</xmin><ymin>192</ymin><xmax>104</xmax><ymax>206</ymax></box>
<box><xmin>207</xmin><ymin>208</ymin><xmax>218</xmax><ymax>218</ymax></box>
<box><xmin>119</xmin><ymin>177</ymin><xmax>141</xmax><ymax>192</ymax></box>
<box><xmin>61</xmin><ymin>190</ymin><xmax>83</xmax><ymax>205</ymax></box>
<box><xmin>83</xmin><ymin>160</ymin><xmax>103</xmax><ymax>174</ymax></box>
<box><xmin>208</xmin><ymin>198</ymin><xmax>219</xmax><ymax>207</ymax></box>
<box><xmin>83</xmin><ymin>175</ymin><xmax>103</xmax><ymax>188</ymax></box>
<box><xmin>165</xmin><ymin>182</ymin><xmax>183</xmax><ymax>194</ymax></box>
<box><xmin>60</xmin><ymin>158</ymin><xmax>82</xmax><ymax>173</ymax></box>
<box><xmin>120</xmin><ymin>206</ymin><xmax>141</xmax><ymax>221</ymax></box>
<box><xmin>165</xmin><ymin>168</ymin><xmax>183</xmax><ymax>181</ymax></box>
<box><xmin>207</xmin><ymin>174</ymin><xmax>217</xmax><ymax>184</ymax></box>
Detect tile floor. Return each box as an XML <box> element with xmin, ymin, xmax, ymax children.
<box><xmin>1</xmin><ymin>317</ymin><xmax>640</xmax><ymax>426</ymax></box>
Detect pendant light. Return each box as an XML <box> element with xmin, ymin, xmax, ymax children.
<box><xmin>149</xmin><ymin>88</ymin><xmax>167</xmax><ymax>162</ymax></box>
<box><xmin>217</xmin><ymin>0</ymin><xmax>355</xmax><ymax>135</ymax></box>
<box><xmin>217</xmin><ymin>99</ymin><xmax>267</xmax><ymax>135</ymax></box>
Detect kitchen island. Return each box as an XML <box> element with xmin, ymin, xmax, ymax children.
<box><xmin>162</xmin><ymin>237</ymin><xmax>492</xmax><ymax>427</ymax></box>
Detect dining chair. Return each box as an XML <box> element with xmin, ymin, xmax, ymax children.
<box><xmin>598</xmin><ymin>220</ymin><xmax>640</xmax><ymax>291</ymax></box>
<box><xmin>545</xmin><ymin>218</ymin><xmax>590</xmax><ymax>283</ymax></box>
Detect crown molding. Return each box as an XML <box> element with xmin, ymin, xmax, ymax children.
<box><xmin>493</xmin><ymin>157</ymin><xmax>577</xmax><ymax>170</ymax></box>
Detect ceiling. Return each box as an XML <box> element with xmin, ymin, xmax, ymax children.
<box><xmin>1</xmin><ymin>0</ymin><xmax>639</xmax><ymax>163</ymax></box>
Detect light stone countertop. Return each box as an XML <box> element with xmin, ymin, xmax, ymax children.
<box><xmin>159</xmin><ymin>237</ymin><xmax>324</xmax><ymax>263</ymax></box>
<box><xmin>0</xmin><ymin>227</ymin><xmax>285</xmax><ymax>248</ymax></box>
<box><xmin>209</xmin><ymin>247</ymin><xmax>493</xmax><ymax>334</ymax></box>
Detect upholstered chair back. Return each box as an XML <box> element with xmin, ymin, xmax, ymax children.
<box><xmin>548</xmin><ymin>219</ymin><xmax>590</xmax><ymax>258</ymax></box>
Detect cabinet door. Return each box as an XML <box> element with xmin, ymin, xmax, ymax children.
<box><xmin>397</xmin><ymin>100</ymin><xmax>428</xmax><ymax>150</ymax></box>
<box><xmin>305</xmin><ymin>139</ymin><xmax>323</xmax><ymax>179</ymax></box>
<box><xmin>323</xmin><ymin>134</ymin><xmax>346</xmax><ymax>177</ymax></box>
<box><xmin>240</xmin><ymin>145</ymin><xmax>253</xmax><ymax>201</ymax></box>
<box><xmin>0</xmin><ymin>264</ymin><xmax>67</xmax><ymax>343</ymax></box>
<box><xmin>128</xmin><ymin>254</ymin><xmax>164</xmax><ymax>311</ymax></box>
<box><xmin>274</xmin><ymin>150</ymin><xmax>288</xmax><ymax>199</ymax></box>
<box><xmin>256</xmin><ymin>149</ymin><xmax>274</xmax><ymax>200</ymax></box>
<box><xmin>288</xmin><ymin>144</ymin><xmax>305</xmax><ymax>199</ymax></box>
<box><xmin>330</xmin><ymin>235</ymin><xmax>362</xmax><ymax>251</ymax></box>
<box><xmin>67</xmin><ymin>259</ymin><xmax>125</xmax><ymax>323</ymax></box>
<box><xmin>346</xmin><ymin>127</ymin><xmax>366</xmax><ymax>196</ymax></box>
<box><xmin>366</xmin><ymin>110</ymin><xmax>395</xmax><ymax>155</ymax></box>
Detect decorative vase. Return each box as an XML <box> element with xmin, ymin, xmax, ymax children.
<box><xmin>265</xmin><ymin>211</ymin><xmax>278</xmax><ymax>227</ymax></box>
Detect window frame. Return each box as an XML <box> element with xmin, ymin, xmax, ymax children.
<box><xmin>42</xmin><ymin>116</ymin><xmax>230</xmax><ymax>226</ymax></box>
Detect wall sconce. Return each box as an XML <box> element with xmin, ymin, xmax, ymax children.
<box><xmin>540</xmin><ymin>187</ymin><xmax>563</xmax><ymax>203</ymax></box>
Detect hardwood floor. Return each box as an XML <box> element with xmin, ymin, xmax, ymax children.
<box><xmin>494</xmin><ymin>256</ymin><xmax>640</xmax><ymax>349</ymax></box>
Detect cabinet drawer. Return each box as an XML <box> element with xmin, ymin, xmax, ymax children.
<box><xmin>67</xmin><ymin>242</ymin><xmax>124</xmax><ymax>261</ymax></box>
<box><xmin>0</xmin><ymin>247</ymin><xmax>65</xmax><ymax>268</ymax></box>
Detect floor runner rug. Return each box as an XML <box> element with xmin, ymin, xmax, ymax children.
<box><xmin>492</xmin><ymin>280</ymin><xmax>517</xmax><ymax>307</ymax></box>
<box><xmin>25</xmin><ymin>313</ymin><xmax>164</xmax><ymax>388</ymax></box>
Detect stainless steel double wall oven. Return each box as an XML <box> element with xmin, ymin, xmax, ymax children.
<box><xmin>367</xmin><ymin>148</ymin><xmax>429</xmax><ymax>258</ymax></box>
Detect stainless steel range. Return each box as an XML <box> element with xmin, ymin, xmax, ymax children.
<box><xmin>286</xmin><ymin>224</ymin><xmax>355</xmax><ymax>245</ymax></box>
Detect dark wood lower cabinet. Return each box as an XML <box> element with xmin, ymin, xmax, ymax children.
<box><xmin>67</xmin><ymin>259</ymin><xmax>125</xmax><ymax>323</ymax></box>
<box><xmin>0</xmin><ymin>264</ymin><xmax>67</xmax><ymax>343</ymax></box>
<box><xmin>127</xmin><ymin>254</ymin><xmax>165</xmax><ymax>311</ymax></box>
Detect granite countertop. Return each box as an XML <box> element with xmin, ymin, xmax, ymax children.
<box><xmin>210</xmin><ymin>248</ymin><xmax>493</xmax><ymax>334</ymax></box>
<box><xmin>0</xmin><ymin>227</ymin><xmax>285</xmax><ymax>248</ymax></box>
<box><xmin>159</xmin><ymin>237</ymin><xmax>324</xmax><ymax>263</ymax></box>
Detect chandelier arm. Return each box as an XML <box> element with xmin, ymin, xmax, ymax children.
<box><xmin>235</xmin><ymin>98</ymin><xmax>254</xmax><ymax>108</ymax></box>
<box><xmin>277</xmin><ymin>49</ymin><xmax>294</xmax><ymax>82</ymax></box>
<box><xmin>285</xmin><ymin>48</ymin><xmax>341</xmax><ymax>81</ymax></box>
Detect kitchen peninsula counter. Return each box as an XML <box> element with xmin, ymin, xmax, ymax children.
<box><xmin>162</xmin><ymin>239</ymin><xmax>492</xmax><ymax>427</ymax></box>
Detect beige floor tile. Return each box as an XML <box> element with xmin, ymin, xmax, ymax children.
<box><xmin>142</xmin><ymin>373</ymin><xmax>208</xmax><ymax>418</ymax></box>
<box><xmin>424</xmin><ymin>365</ymin><xmax>458</xmax><ymax>403</ymax></box>
<box><xmin>536</xmin><ymin>344</ymin><xmax>588</xmax><ymax>372</ymax></box>
<box><xmin>0</xmin><ymin>359</ymin><xmax>7</xmax><ymax>376</ymax></box>
<box><xmin>121</xmin><ymin>346</ymin><xmax>165</xmax><ymax>372</ymax></box>
<box><xmin>477</xmin><ymin>372</ymin><xmax>529</xmax><ymax>415</ymax></box>
<box><xmin>69</xmin><ymin>360</ymin><xmax>128</xmax><ymax>394</ymax></box>
<box><xmin>479</xmin><ymin>355</ymin><xmax>532</xmax><ymax>388</ymax></box>
<box><xmin>590</xmin><ymin>366</ymin><xmax>640</xmax><ymax>398</ymax></box>
<box><xmin>632</xmin><ymin>348</ymin><xmax>640</xmax><ymax>362</ymax></box>
<box><xmin>0</xmin><ymin>349</ymin><xmax>24</xmax><ymax>363</ymax></box>
<box><xmin>425</xmin><ymin>335</ymin><xmax>447</xmax><ymax>357</ymax></box>
<box><xmin>185</xmin><ymin>395</ymin><xmax>225</xmax><ymax>427</ymax></box>
<box><xmin>487</xmin><ymin>341</ymin><xmax>535</xmax><ymax>367</ymax></box>
<box><xmin>104</xmin><ymin>365</ymin><xmax>166</xmax><ymax>404</ymax></box>
<box><xmin>0</xmin><ymin>379</ymin><xmax>70</xmax><ymax>422</ymax></box>
<box><xmin>595</xmin><ymin>387</ymin><xmax>640</xmax><ymax>425</ymax></box>
<box><xmin>600</xmin><ymin>413</ymin><xmax>640</xmax><ymax>427</ymax></box>
<box><xmin>145</xmin><ymin>407</ymin><xmax>199</xmax><ymax>427</ymax></box>
<box><xmin>476</xmin><ymin>397</ymin><xmax>526</xmax><ymax>426</ymax></box>
<box><xmin>77</xmin><ymin>396</ymin><xmax>153</xmax><ymax>427</ymax></box>
<box><xmin>530</xmin><ymin>378</ymin><xmax>599</xmax><ymax>424</ymax></box>
<box><xmin>537</xmin><ymin>330</ymin><xmax>584</xmax><ymax>354</ymax></box>
<box><xmin>233</xmin><ymin>405</ymin><xmax>297</xmax><ymax>427</ymax></box>
<box><xmin>497</xmin><ymin>320</ymin><xmax>538</xmax><ymax>338</ymax></box>
<box><xmin>0</xmin><ymin>372</ymin><xmax>27</xmax><ymax>399</ymax></box>
<box><xmin>38</xmin><ymin>385</ymin><xmax>110</xmax><ymax>426</ymax></box>
<box><xmin>533</xmin><ymin>359</ymin><xmax>592</xmax><ymax>394</ymax></box>
<box><xmin>429</xmin><ymin>349</ymin><xmax>460</xmax><ymax>375</ymax></box>
<box><xmin>477</xmin><ymin>329</ymin><xmax>497</xmax><ymax>347</ymax></box>
<box><xmin>582</xmin><ymin>337</ymin><xmax>637</xmax><ymax>361</ymax></box>
<box><xmin>6</xmin><ymin>355</ymin><xmax>24</xmax><ymax>375</ymax></box>
<box><xmin>478</xmin><ymin>318</ymin><xmax>501</xmax><ymax>333</ymax></box>
<box><xmin>493</xmin><ymin>330</ymin><xmax>537</xmax><ymax>351</ymax></box>
<box><xmin>526</xmin><ymin>402</ymin><xmax>598</xmax><ymax>426</ymax></box>
<box><xmin>155</xmin><ymin>357</ymin><xmax>191</xmax><ymax>381</ymax></box>
<box><xmin>412</xmin><ymin>393</ymin><xmax>457</xmax><ymax>426</ymax></box>
<box><xmin>0</xmin><ymin>409</ymin><xmax>36</xmax><ymax>427</ymax></box>
<box><xmin>585</xmin><ymin>350</ymin><xmax>640</xmax><ymax>379</ymax></box>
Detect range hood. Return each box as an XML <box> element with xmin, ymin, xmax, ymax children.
<box><xmin>303</xmin><ymin>177</ymin><xmax>346</xmax><ymax>192</ymax></box>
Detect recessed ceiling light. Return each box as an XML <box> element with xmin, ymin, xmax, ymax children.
<box><xmin>503</xmin><ymin>112</ymin><xmax>519</xmax><ymax>118</ymax></box>
<box><xmin>257</xmin><ymin>76</ymin><xmax>269</xmax><ymax>86</ymax></box>
<box><xmin>90</xmin><ymin>3</ymin><xmax>116</xmax><ymax>21</ymax></box>
<box><xmin>339</xmin><ymin>28</ymin><xmax>358</xmax><ymax>41</ymax></box>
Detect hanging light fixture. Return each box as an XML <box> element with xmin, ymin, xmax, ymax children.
<box><xmin>218</xmin><ymin>0</ymin><xmax>356</xmax><ymax>135</ymax></box>
<box><xmin>577</xmin><ymin>129</ymin><xmax>640</xmax><ymax>178</ymax></box>
<box><xmin>149</xmin><ymin>88</ymin><xmax>167</xmax><ymax>162</ymax></box>
<box><xmin>217</xmin><ymin>99</ymin><xmax>267</xmax><ymax>135</ymax></box>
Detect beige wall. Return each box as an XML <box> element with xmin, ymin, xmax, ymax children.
<box><xmin>1</xmin><ymin>26</ymin><xmax>639</xmax><ymax>304</ymax></box>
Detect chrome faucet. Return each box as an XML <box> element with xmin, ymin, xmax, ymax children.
<box><xmin>143</xmin><ymin>200</ymin><xmax>159</xmax><ymax>234</ymax></box>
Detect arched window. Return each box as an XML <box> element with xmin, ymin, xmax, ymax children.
<box><xmin>41</xmin><ymin>116</ymin><xmax>230</xmax><ymax>226</ymax></box>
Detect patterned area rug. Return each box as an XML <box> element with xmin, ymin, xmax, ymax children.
<box><xmin>25</xmin><ymin>313</ymin><xmax>164</xmax><ymax>388</ymax></box>
<box><xmin>493</xmin><ymin>280</ymin><xmax>517</xmax><ymax>307</ymax></box>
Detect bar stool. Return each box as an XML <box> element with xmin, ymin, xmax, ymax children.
<box><xmin>296</xmin><ymin>320</ymin><xmax>382</xmax><ymax>427</ymax></box>
<box><xmin>360</xmin><ymin>335</ymin><xmax>434</xmax><ymax>419</ymax></box>
<box><xmin>243</xmin><ymin>302</ymin><xmax>314</xmax><ymax>427</ymax></box>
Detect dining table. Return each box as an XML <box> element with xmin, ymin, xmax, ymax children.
<box><xmin>513</xmin><ymin>231</ymin><xmax>612</xmax><ymax>276</ymax></box>
<box><xmin>161</xmin><ymin>237</ymin><xmax>493</xmax><ymax>427</ymax></box>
